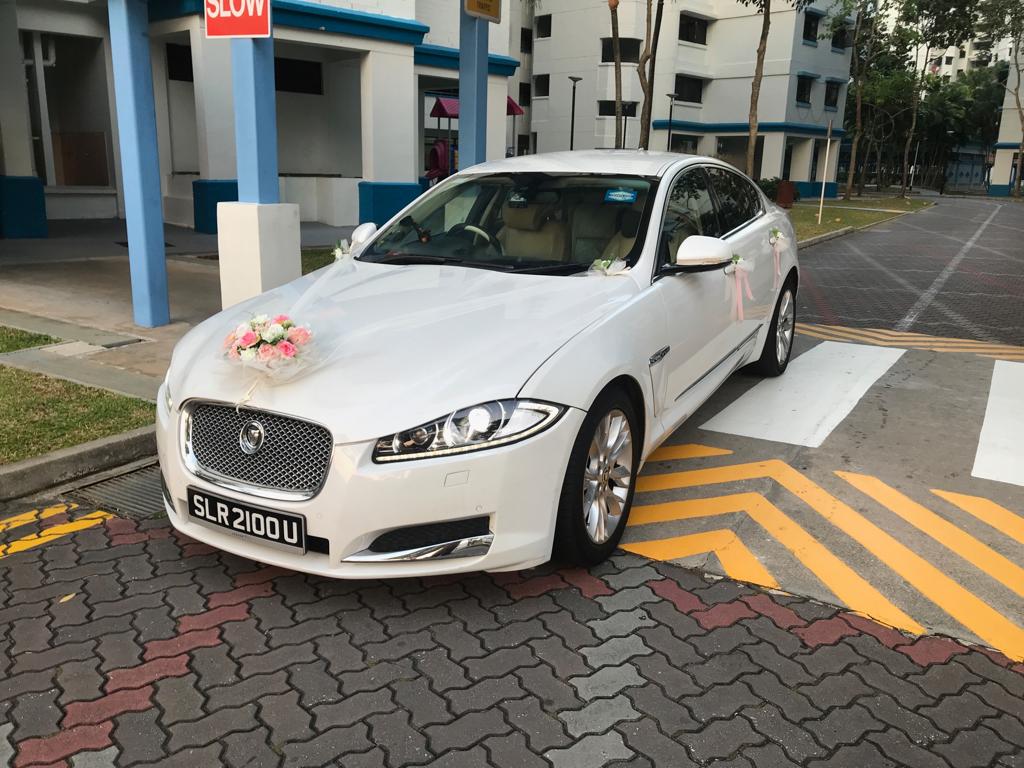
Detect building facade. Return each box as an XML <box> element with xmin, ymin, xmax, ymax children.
<box><xmin>992</xmin><ymin>59</ymin><xmax>1022</xmax><ymax>197</ymax></box>
<box><xmin>505</xmin><ymin>0</ymin><xmax>852</xmax><ymax>196</ymax></box>
<box><xmin>0</xmin><ymin>0</ymin><xmax>519</xmax><ymax>238</ymax></box>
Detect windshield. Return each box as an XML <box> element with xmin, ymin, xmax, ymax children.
<box><xmin>360</xmin><ymin>172</ymin><xmax>656</xmax><ymax>275</ymax></box>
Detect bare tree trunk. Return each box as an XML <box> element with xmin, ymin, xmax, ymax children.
<box><xmin>636</xmin><ymin>0</ymin><xmax>653</xmax><ymax>149</ymax></box>
<box><xmin>746</xmin><ymin>0</ymin><xmax>771</xmax><ymax>177</ymax></box>
<box><xmin>875</xmin><ymin>138</ymin><xmax>884</xmax><ymax>191</ymax></box>
<box><xmin>901</xmin><ymin>46</ymin><xmax>928</xmax><ymax>195</ymax></box>
<box><xmin>858</xmin><ymin>133</ymin><xmax>874</xmax><ymax>197</ymax></box>
<box><xmin>610</xmin><ymin>0</ymin><xmax>623</xmax><ymax>148</ymax></box>
<box><xmin>844</xmin><ymin>10</ymin><xmax>867</xmax><ymax>200</ymax></box>
<box><xmin>645</xmin><ymin>0</ymin><xmax>665</xmax><ymax>148</ymax></box>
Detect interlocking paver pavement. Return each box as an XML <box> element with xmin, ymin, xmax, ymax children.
<box><xmin>1</xmin><ymin>506</ymin><xmax>1023</xmax><ymax>767</ymax></box>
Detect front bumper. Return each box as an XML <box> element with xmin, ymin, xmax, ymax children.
<box><xmin>155</xmin><ymin>388</ymin><xmax>583</xmax><ymax>579</ymax></box>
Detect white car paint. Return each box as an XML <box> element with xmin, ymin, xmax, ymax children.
<box><xmin>156</xmin><ymin>150</ymin><xmax>799</xmax><ymax>577</ymax></box>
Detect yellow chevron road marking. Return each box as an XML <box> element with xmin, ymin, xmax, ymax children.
<box><xmin>932</xmin><ymin>490</ymin><xmax>1024</xmax><ymax>547</ymax></box>
<box><xmin>639</xmin><ymin>460</ymin><xmax>1024</xmax><ymax>660</ymax></box>
<box><xmin>0</xmin><ymin>503</ymin><xmax>76</xmax><ymax>535</ymax></box>
<box><xmin>621</xmin><ymin>529</ymin><xmax>778</xmax><ymax>589</ymax></box>
<box><xmin>839</xmin><ymin>473</ymin><xmax>1024</xmax><ymax>600</ymax></box>
<box><xmin>0</xmin><ymin>510</ymin><xmax>112</xmax><ymax>560</ymax></box>
<box><xmin>796</xmin><ymin>323</ymin><xmax>1024</xmax><ymax>361</ymax></box>
<box><xmin>648</xmin><ymin>443</ymin><xmax>733</xmax><ymax>462</ymax></box>
<box><xmin>628</xmin><ymin>492</ymin><xmax>922</xmax><ymax>634</ymax></box>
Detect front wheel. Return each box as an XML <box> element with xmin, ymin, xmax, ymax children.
<box><xmin>553</xmin><ymin>388</ymin><xmax>641</xmax><ymax>566</ymax></box>
<box><xmin>753</xmin><ymin>281</ymin><xmax>796</xmax><ymax>377</ymax></box>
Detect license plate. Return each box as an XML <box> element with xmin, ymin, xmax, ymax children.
<box><xmin>187</xmin><ymin>487</ymin><xmax>306</xmax><ymax>552</ymax></box>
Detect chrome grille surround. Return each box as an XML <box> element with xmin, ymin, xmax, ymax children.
<box><xmin>182</xmin><ymin>400</ymin><xmax>333</xmax><ymax>501</ymax></box>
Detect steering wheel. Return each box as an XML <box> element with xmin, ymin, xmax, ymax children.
<box><xmin>450</xmin><ymin>223</ymin><xmax>503</xmax><ymax>255</ymax></box>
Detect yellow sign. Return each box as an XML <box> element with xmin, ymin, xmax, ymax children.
<box><xmin>464</xmin><ymin>0</ymin><xmax>501</xmax><ymax>23</ymax></box>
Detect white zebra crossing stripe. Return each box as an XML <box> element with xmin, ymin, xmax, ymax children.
<box><xmin>972</xmin><ymin>360</ymin><xmax>1024</xmax><ymax>488</ymax></box>
<box><xmin>699</xmin><ymin>341</ymin><xmax>905</xmax><ymax>448</ymax></box>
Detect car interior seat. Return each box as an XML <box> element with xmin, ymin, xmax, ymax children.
<box><xmin>598</xmin><ymin>208</ymin><xmax>643</xmax><ymax>263</ymax></box>
<box><xmin>497</xmin><ymin>191</ymin><xmax>567</xmax><ymax>261</ymax></box>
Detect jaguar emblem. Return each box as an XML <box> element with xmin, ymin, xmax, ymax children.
<box><xmin>239</xmin><ymin>420</ymin><xmax>265</xmax><ymax>455</ymax></box>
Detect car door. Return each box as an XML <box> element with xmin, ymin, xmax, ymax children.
<box><xmin>650</xmin><ymin>167</ymin><xmax>733</xmax><ymax>416</ymax></box>
<box><xmin>705</xmin><ymin>166</ymin><xmax>775</xmax><ymax>348</ymax></box>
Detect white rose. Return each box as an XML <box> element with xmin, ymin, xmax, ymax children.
<box><xmin>240</xmin><ymin>348</ymin><xmax>256</xmax><ymax>361</ymax></box>
<box><xmin>235</xmin><ymin>322</ymin><xmax>250</xmax><ymax>337</ymax></box>
<box><xmin>262</xmin><ymin>323</ymin><xmax>285</xmax><ymax>342</ymax></box>
<box><xmin>252</xmin><ymin>314</ymin><xmax>269</xmax><ymax>326</ymax></box>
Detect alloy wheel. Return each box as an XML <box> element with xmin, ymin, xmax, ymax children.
<box><xmin>582</xmin><ymin>409</ymin><xmax>634</xmax><ymax>545</ymax></box>
<box><xmin>776</xmin><ymin>289</ymin><xmax>795</xmax><ymax>366</ymax></box>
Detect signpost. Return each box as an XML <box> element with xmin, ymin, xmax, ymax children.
<box><xmin>464</xmin><ymin>0</ymin><xmax>501</xmax><ymax>23</ymax></box>
<box><xmin>205</xmin><ymin>0</ymin><xmax>271</xmax><ymax>38</ymax></box>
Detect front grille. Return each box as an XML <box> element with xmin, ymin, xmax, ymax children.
<box><xmin>186</xmin><ymin>403</ymin><xmax>333</xmax><ymax>497</ymax></box>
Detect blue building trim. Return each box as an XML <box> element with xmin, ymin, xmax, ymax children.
<box><xmin>795</xmin><ymin>181</ymin><xmax>838</xmax><ymax>199</ymax></box>
<box><xmin>358</xmin><ymin>181</ymin><xmax>423</xmax><ymax>225</ymax></box>
<box><xmin>988</xmin><ymin>184</ymin><xmax>1011</xmax><ymax>197</ymax></box>
<box><xmin>0</xmin><ymin>176</ymin><xmax>47</xmax><ymax>238</ymax></box>
<box><xmin>652</xmin><ymin>119</ymin><xmax>846</xmax><ymax>138</ymax></box>
<box><xmin>414</xmin><ymin>43</ymin><xmax>520</xmax><ymax>76</ymax></box>
<box><xmin>994</xmin><ymin>142</ymin><xmax>1019</xmax><ymax>150</ymax></box>
<box><xmin>825</xmin><ymin>76</ymin><xmax>847</xmax><ymax>83</ymax></box>
<box><xmin>193</xmin><ymin>179</ymin><xmax>238</xmax><ymax>234</ymax></box>
<box><xmin>797</xmin><ymin>70</ymin><xmax>821</xmax><ymax>79</ymax></box>
<box><xmin>149</xmin><ymin>0</ymin><xmax>428</xmax><ymax>45</ymax></box>
<box><xmin>232</xmin><ymin>38</ymin><xmax>280</xmax><ymax>203</ymax></box>
<box><xmin>458</xmin><ymin>9</ymin><xmax>488</xmax><ymax>168</ymax></box>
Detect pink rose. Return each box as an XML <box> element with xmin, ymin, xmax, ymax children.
<box><xmin>257</xmin><ymin>344</ymin><xmax>277</xmax><ymax>362</ymax></box>
<box><xmin>223</xmin><ymin>332</ymin><xmax>236</xmax><ymax>350</ymax></box>
<box><xmin>287</xmin><ymin>326</ymin><xmax>311</xmax><ymax>345</ymax></box>
<box><xmin>238</xmin><ymin>330</ymin><xmax>259</xmax><ymax>348</ymax></box>
<box><xmin>277</xmin><ymin>340</ymin><xmax>297</xmax><ymax>359</ymax></box>
<box><xmin>273</xmin><ymin>314</ymin><xmax>291</xmax><ymax>325</ymax></box>
<box><xmin>227</xmin><ymin>346</ymin><xmax>240</xmax><ymax>360</ymax></box>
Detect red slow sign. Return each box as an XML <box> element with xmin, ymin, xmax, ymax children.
<box><xmin>205</xmin><ymin>0</ymin><xmax>271</xmax><ymax>38</ymax></box>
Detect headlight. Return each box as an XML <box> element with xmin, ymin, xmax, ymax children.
<box><xmin>373</xmin><ymin>399</ymin><xmax>564</xmax><ymax>462</ymax></box>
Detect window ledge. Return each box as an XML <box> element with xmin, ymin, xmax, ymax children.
<box><xmin>824</xmin><ymin>105</ymin><xmax>838</xmax><ymax>112</ymax></box>
<box><xmin>795</xmin><ymin>99</ymin><xmax>812</xmax><ymax>107</ymax></box>
<box><xmin>677</xmin><ymin>40</ymin><xmax>709</xmax><ymax>51</ymax></box>
<box><xmin>831</xmin><ymin>46</ymin><xmax>846</xmax><ymax>53</ymax></box>
<box><xmin>802</xmin><ymin>39</ymin><xmax>818</xmax><ymax>47</ymax></box>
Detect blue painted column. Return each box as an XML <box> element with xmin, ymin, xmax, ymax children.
<box><xmin>107</xmin><ymin>0</ymin><xmax>170</xmax><ymax>327</ymax></box>
<box><xmin>231</xmin><ymin>38</ymin><xmax>279</xmax><ymax>203</ymax></box>
<box><xmin>458</xmin><ymin>9</ymin><xmax>488</xmax><ymax>169</ymax></box>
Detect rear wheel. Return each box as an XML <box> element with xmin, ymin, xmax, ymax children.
<box><xmin>754</xmin><ymin>281</ymin><xmax>796</xmax><ymax>377</ymax></box>
<box><xmin>554</xmin><ymin>388</ymin><xmax>641</xmax><ymax>566</ymax></box>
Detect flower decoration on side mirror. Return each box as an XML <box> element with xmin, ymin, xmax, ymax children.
<box><xmin>223</xmin><ymin>314</ymin><xmax>313</xmax><ymax>371</ymax></box>
<box><xmin>333</xmin><ymin>239</ymin><xmax>351</xmax><ymax>262</ymax></box>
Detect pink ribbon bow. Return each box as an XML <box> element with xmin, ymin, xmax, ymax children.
<box><xmin>725</xmin><ymin>261</ymin><xmax>754</xmax><ymax>322</ymax></box>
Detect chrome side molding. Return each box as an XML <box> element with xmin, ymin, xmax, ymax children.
<box><xmin>343</xmin><ymin>533</ymin><xmax>494</xmax><ymax>562</ymax></box>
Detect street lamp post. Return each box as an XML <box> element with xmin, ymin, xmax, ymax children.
<box><xmin>568</xmin><ymin>76</ymin><xmax>582</xmax><ymax>150</ymax></box>
<box><xmin>666</xmin><ymin>93</ymin><xmax>678</xmax><ymax>151</ymax></box>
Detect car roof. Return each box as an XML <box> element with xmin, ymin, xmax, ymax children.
<box><xmin>461</xmin><ymin>150</ymin><xmax>701</xmax><ymax>178</ymax></box>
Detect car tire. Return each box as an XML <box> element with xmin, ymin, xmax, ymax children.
<box><xmin>553</xmin><ymin>387</ymin><xmax>641</xmax><ymax>567</ymax></box>
<box><xmin>753</xmin><ymin>279</ymin><xmax>796</xmax><ymax>377</ymax></box>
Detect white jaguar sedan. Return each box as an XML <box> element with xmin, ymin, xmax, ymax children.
<box><xmin>157</xmin><ymin>150</ymin><xmax>798</xmax><ymax>578</ymax></box>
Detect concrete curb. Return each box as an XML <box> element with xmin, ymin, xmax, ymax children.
<box><xmin>0</xmin><ymin>426</ymin><xmax>156</xmax><ymax>502</ymax></box>
<box><xmin>797</xmin><ymin>227</ymin><xmax>854</xmax><ymax>249</ymax></box>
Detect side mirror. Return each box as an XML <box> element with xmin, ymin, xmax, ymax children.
<box><xmin>675</xmin><ymin>235</ymin><xmax>731</xmax><ymax>267</ymax></box>
<box><xmin>350</xmin><ymin>222</ymin><xmax>378</xmax><ymax>253</ymax></box>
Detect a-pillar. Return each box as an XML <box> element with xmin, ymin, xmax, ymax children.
<box><xmin>357</xmin><ymin>47</ymin><xmax>418</xmax><ymax>224</ymax></box>
<box><xmin>0</xmin><ymin>0</ymin><xmax>47</xmax><ymax>238</ymax></box>
<box><xmin>216</xmin><ymin>37</ymin><xmax>300</xmax><ymax>309</ymax></box>
<box><xmin>458</xmin><ymin>8</ymin><xmax>488</xmax><ymax>168</ymax></box>
<box><xmin>759</xmin><ymin>133</ymin><xmax>786</xmax><ymax>180</ymax></box>
<box><xmin>190</xmin><ymin>25</ymin><xmax>237</xmax><ymax>234</ymax></box>
<box><xmin>107</xmin><ymin>0</ymin><xmax>170</xmax><ymax>326</ymax></box>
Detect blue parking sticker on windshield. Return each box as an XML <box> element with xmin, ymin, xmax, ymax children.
<box><xmin>604</xmin><ymin>188</ymin><xmax>638</xmax><ymax>204</ymax></box>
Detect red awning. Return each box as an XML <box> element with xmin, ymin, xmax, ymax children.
<box><xmin>429</xmin><ymin>96</ymin><xmax>525</xmax><ymax>119</ymax></box>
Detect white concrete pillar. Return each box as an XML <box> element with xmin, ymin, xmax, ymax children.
<box><xmin>789</xmin><ymin>138</ymin><xmax>814</xmax><ymax>182</ymax></box>
<box><xmin>189</xmin><ymin>25</ymin><xmax>236</xmax><ymax>179</ymax></box>
<box><xmin>0</xmin><ymin>0</ymin><xmax>34</xmax><ymax>177</ymax></box>
<box><xmin>759</xmin><ymin>133</ymin><xmax>785</xmax><ymax>180</ymax></box>
<box><xmin>30</xmin><ymin>32</ymin><xmax>56</xmax><ymax>184</ymax></box>
<box><xmin>487</xmin><ymin>73</ymin><xmax>507</xmax><ymax>160</ymax></box>
<box><xmin>992</xmin><ymin>149</ymin><xmax>1014</xmax><ymax>187</ymax></box>
<box><xmin>697</xmin><ymin>134</ymin><xmax>716</xmax><ymax>158</ymax></box>
<box><xmin>217</xmin><ymin>202</ymin><xmax>300</xmax><ymax>308</ymax></box>
<box><xmin>360</xmin><ymin>48</ymin><xmax>416</xmax><ymax>181</ymax></box>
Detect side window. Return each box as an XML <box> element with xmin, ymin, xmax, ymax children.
<box><xmin>706</xmin><ymin>168</ymin><xmax>761</xmax><ymax>234</ymax></box>
<box><xmin>659</xmin><ymin>169</ymin><xmax>719</xmax><ymax>265</ymax></box>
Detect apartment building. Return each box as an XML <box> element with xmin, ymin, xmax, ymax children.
<box><xmin>506</xmin><ymin>0</ymin><xmax>852</xmax><ymax>196</ymax></box>
<box><xmin>992</xmin><ymin>59</ymin><xmax>1021</xmax><ymax>196</ymax></box>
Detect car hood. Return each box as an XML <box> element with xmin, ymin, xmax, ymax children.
<box><xmin>170</xmin><ymin>261</ymin><xmax>638</xmax><ymax>443</ymax></box>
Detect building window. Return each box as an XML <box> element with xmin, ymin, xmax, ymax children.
<box><xmin>825</xmin><ymin>81</ymin><xmax>840</xmax><ymax>108</ymax></box>
<box><xmin>520</xmin><ymin>28</ymin><xmax>532</xmax><ymax>54</ymax></box>
<box><xmin>597</xmin><ymin>100</ymin><xmax>638</xmax><ymax>116</ymax></box>
<box><xmin>275</xmin><ymin>57</ymin><xmax>322</xmax><ymax>95</ymax></box>
<box><xmin>674</xmin><ymin>75</ymin><xmax>704</xmax><ymax>104</ymax></box>
<box><xmin>533</xmin><ymin>74</ymin><xmax>550</xmax><ymax>98</ymax></box>
<box><xmin>678</xmin><ymin>13</ymin><xmax>708</xmax><ymax>45</ymax></box>
<box><xmin>166</xmin><ymin>44</ymin><xmax>193</xmax><ymax>82</ymax></box>
<box><xmin>535</xmin><ymin>14</ymin><xmax>551</xmax><ymax>38</ymax></box>
<box><xmin>600</xmin><ymin>37</ymin><xmax>642</xmax><ymax>63</ymax></box>
<box><xmin>945</xmin><ymin>55</ymin><xmax>953</xmax><ymax>64</ymax></box>
<box><xmin>803</xmin><ymin>13</ymin><xmax>820</xmax><ymax>43</ymax></box>
<box><xmin>796</xmin><ymin>75</ymin><xmax>813</xmax><ymax>104</ymax></box>
<box><xmin>959</xmin><ymin>47</ymin><xmax>966</xmax><ymax>57</ymax></box>
<box><xmin>519</xmin><ymin>82</ymin><xmax>531</xmax><ymax>107</ymax></box>
<box><xmin>831</xmin><ymin>26</ymin><xmax>847</xmax><ymax>49</ymax></box>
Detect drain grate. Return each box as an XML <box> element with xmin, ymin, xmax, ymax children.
<box><xmin>73</xmin><ymin>464</ymin><xmax>165</xmax><ymax>520</ymax></box>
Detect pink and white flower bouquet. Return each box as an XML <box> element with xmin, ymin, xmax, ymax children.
<box><xmin>223</xmin><ymin>313</ymin><xmax>313</xmax><ymax>373</ymax></box>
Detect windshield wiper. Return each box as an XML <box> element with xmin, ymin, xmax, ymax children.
<box><xmin>510</xmin><ymin>262</ymin><xmax>591</xmax><ymax>275</ymax></box>
<box><xmin>372</xmin><ymin>253</ymin><xmax>515</xmax><ymax>271</ymax></box>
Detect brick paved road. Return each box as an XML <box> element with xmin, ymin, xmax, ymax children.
<box><xmin>798</xmin><ymin>198</ymin><xmax>1024</xmax><ymax>345</ymax></box>
<box><xmin>2</xmin><ymin>508</ymin><xmax>1023</xmax><ymax>767</ymax></box>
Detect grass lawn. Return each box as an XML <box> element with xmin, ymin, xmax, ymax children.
<box><xmin>787</xmin><ymin>205</ymin><xmax>908</xmax><ymax>242</ymax></box>
<box><xmin>302</xmin><ymin>249</ymin><xmax>335</xmax><ymax>275</ymax></box>
<box><xmin>802</xmin><ymin>197</ymin><xmax>933</xmax><ymax>212</ymax></box>
<box><xmin>0</xmin><ymin>326</ymin><xmax>154</xmax><ymax>465</ymax></box>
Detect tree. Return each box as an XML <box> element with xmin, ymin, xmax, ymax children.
<box><xmin>609</xmin><ymin>0</ymin><xmax>624</xmax><ymax>148</ymax></box>
<box><xmin>736</xmin><ymin>0</ymin><xmax>812</xmax><ymax>177</ymax></box>
<box><xmin>636</xmin><ymin>0</ymin><xmax>666</xmax><ymax>149</ymax></box>
<box><xmin>978</xmin><ymin>0</ymin><xmax>1024</xmax><ymax>196</ymax></box>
